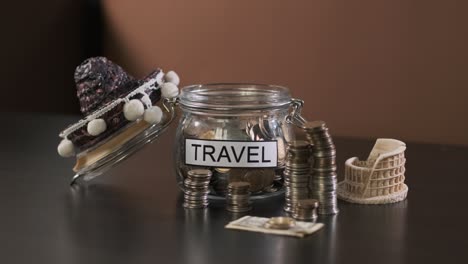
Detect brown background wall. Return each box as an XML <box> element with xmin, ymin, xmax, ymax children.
<box><xmin>0</xmin><ymin>1</ymin><xmax>93</xmax><ymax>113</ymax></box>
<box><xmin>1</xmin><ymin>1</ymin><xmax>466</xmax><ymax>146</ymax></box>
<box><xmin>102</xmin><ymin>0</ymin><xmax>468</xmax><ymax>146</ymax></box>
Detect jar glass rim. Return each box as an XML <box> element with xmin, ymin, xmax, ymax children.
<box><xmin>179</xmin><ymin>83</ymin><xmax>292</xmax><ymax>111</ymax></box>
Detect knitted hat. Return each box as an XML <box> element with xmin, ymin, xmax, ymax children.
<box><xmin>57</xmin><ymin>57</ymin><xmax>180</xmax><ymax>158</ymax></box>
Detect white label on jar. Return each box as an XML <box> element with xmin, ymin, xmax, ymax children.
<box><xmin>185</xmin><ymin>139</ymin><xmax>278</xmax><ymax>168</ymax></box>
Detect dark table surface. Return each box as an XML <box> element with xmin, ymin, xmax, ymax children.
<box><xmin>1</xmin><ymin>112</ymin><xmax>467</xmax><ymax>264</ymax></box>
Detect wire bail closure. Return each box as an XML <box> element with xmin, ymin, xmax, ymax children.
<box><xmin>287</xmin><ymin>98</ymin><xmax>308</xmax><ymax>128</ymax></box>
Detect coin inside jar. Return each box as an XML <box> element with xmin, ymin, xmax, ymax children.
<box><xmin>175</xmin><ymin>84</ymin><xmax>297</xmax><ymax>200</ymax></box>
<box><xmin>228</xmin><ymin>168</ymin><xmax>248</xmax><ymax>183</ymax></box>
<box><xmin>264</xmin><ymin>217</ymin><xmax>296</xmax><ymax>230</ymax></box>
<box><xmin>244</xmin><ymin>169</ymin><xmax>275</xmax><ymax>193</ymax></box>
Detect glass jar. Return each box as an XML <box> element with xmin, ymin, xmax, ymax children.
<box><xmin>175</xmin><ymin>84</ymin><xmax>302</xmax><ymax>200</ymax></box>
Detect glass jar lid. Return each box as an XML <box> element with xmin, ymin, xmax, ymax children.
<box><xmin>179</xmin><ymin>83</ymin><xmax>292</xmax><ymax>111</ymax></box>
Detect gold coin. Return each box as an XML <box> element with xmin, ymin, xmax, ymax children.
<box><xmin>228</xmin><ymin>169</ymin><xmax>248</xmax><ymax>183</ymax></box>
<box><xmin>264</xmin><ymin>217</ymin><xmax>296</xmax><ymax>230</ymax></box>
<box><xmin>199</xmin><ymin>130</ymin><xmax>216</xmax><ymax>139</ymax></box>
<box><xmin>215</xmin><ymin>168</ymin><xmax>231</xmax><ymax>173</ymax></box>
<box><xmin>244</xmin><ymin>169</ymin><xmax>275</xmax><ymax>193</ymax></box>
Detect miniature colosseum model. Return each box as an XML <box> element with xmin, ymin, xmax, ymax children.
<box><xmin>337</xmin><ymin>138</ymin><xmax>408</xmax><ymax>204</ymax></box>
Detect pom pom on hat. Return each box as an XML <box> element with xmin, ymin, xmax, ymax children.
<box><xmin>57</xmin><ymin>138</ymin><xmax>75</xmax><ymax>157</ymax></box>
<box><xmin>124</xmin><ymin>99</ymin><xmax>145</xmax><ymax>121</ymax></box>
<box><xmin>161</xmin><ymin>82</ymin><xmax>179</xmax><ymax>98</ymax></box>
<box><xmin>164</xmin><ymin>71</ymin><xmax>180</xmax><ymax>86</ymax></box>
<box><xmin>144</xmin><ymin>106</ymin><xmax>163</xmax><ymax>124</ymax></box>
<box><xmin>87</xmin><ymin>118</ymin><xmax>107</xmax><ymax>136</ymax></box>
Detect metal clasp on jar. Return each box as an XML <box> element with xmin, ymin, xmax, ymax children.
<box><xmin>286</xmin><ymin>98</ymin><xmax>308</xmax><ymax>128</ymax></box>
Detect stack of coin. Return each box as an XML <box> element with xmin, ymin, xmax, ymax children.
<box><xmin>226</xmin><ymin>182</ymin><xmax>252</xmax><ymax>213</ymax></box>
<box><xmin>211</xmin><ymin>168</ymin><xmax>230</xmax><ymax>195</ymax></box>
<box><xmin>183</xmin><ymin>169</ymin><xmax>212</xmax><ymax>209</ymax></box>
<box><xmin>304</xmin><ymin>121</ymin><xmax>339</xmax><ymax>215</ymax></box>
<box><xmin>292</xmin><ymin>199</ymin><xmax>319</xmax><ymax>221</ymax></box>
<box><xmin>284</xmin><ymin>140</ymin><xmax>312</xmax><ymax>213</ymax></box>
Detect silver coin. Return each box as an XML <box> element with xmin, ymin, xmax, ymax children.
<box><xmin>184</xmin><ymin>198</ymin><xmax>209</xmax><ymax>204</ymax></box>
<box><xmin>285</xmin><ymin>188</ymin><xmax>310</xmax><ymax>193</ymax></box>
<box><xmin>184</xmin><ymin>191</ymin><xmax>209</xmax><ymax>198</ymax></box>
<box><xmin>285</xmin><ymin>165</ymin><xmax>311</xmax><ymax>170</ymax></box>
<box><xmin>313</xmin><ymin>144</ymin><xmax>336</xmax><ymax>151</ymax></box>
<box><xmin>284</xmin><ymin>177</ymin><xmax>310</xmax><ymax>182</ymax></box>
<box><xmin>292</xmin><ymin>214</ymin><xmax>317</xmax><ymax>221</ymax></box>
<box><xmin>283</xmin><ymin>208</ymin><xmax>293</xmax><ymax>213</ymax></box>
<box><xmin>183</xmin><ymin>203</ymin><xmax>209</xmax><ymax>208</ymax></box>
<box><xmin>317</xmin><ymin>208</ymin><xmax>339</xmax><ymax>215</ymax></box>
<box><xmin>284</xmin><ymin>167</ymin><xmax>311</xmax><ymax>172</ymax></box>
<box><xmin>183</xmin><ymin>187</ymin><xmax>210</xmax><ymax>193</ymax></box>
<box><xmin>310</xmin><ymin>179</ymin><xmax>337</xmax><ymax>185</ymax></box>
<box><xmin>187</xmin><ymin>169</ymin><xmax>212</xmax><ymax>177</ymax></box>
<box><xmin>311</xmin><ymin>180</ymin><xmax>337</xmax><ymax>185</ymax></box>
<box><xmin>184</xmin><ymin>200</ymin><xmax>209</xmax><ymax>205</ymax></box>
<box><xmin>312</xmin><ymin>165</ymin><xmax>337</xmax><ymax>172</ymax></box>
<box><xmin>310</xmin><ymin>179</ymin><xmax>337</xmax><ymax>184</ymax></box>
<box><xmin>285</xmin><ymin>189</ymin><xmax>310</xmax><ymax>194</ymax></box>
<box><xmin>303</xmin><ymin>121</ymin><xmax>326</xmax><ymax>131</ymax></box>
<box><xmin>313</xmin><ymin>149</ymin><xmax>336</xmax><ymax>157</ymax></box>
<box><xmin>284</xmin><ymin>174</ymin><xmax>310</xmax><ymax>179</ymax></box>
<box><xmin>184</xmin><ymin>181</ymin><xmax>211</xmax><ymax>187</ymax></box>
<box><xmin>287</xmin><ymin>152</ymin><xmax>311</xmax><ymax>158</ymax></box>
<box><xmin>307</xmin><ymin>137</ymin><xmax>331</xmax><ymax>145</ymax></box>
<box><xmin>311</xmin><ymin>187</ymin><xmax>337</xmax><ymax>193</ymax></box>
<box><xmin>312</xmin><ymin>171</ymin><xmax>338</xmax><ymax>177</ymax></box>
<box><xmin>285</xmin><ymin>193</ymin><xmax>309</xmax><ymax>198</ymax></box>
<box><xmin>227</xmin><ymin>181</ymin><xmax>250</xmax><ymax>188</ymax></box>
<box><xmin>285</xmin><ymin>190</ymin><xmax>309</xmax><ymax>195</ymax></box>
<box><xmin>226</xmin><ymin>200</ymin><xmax>251</xmax><ymax>205</ymax></box>
<box><xmin>285</xmin><ymin>194</ymin><xmax>310</xmax><ymax>200</ymax></box>
<box><xmin>284</xmin><ymin>175</ymin><xmax>310</xmax><ymax>179</ymax></box>
<box><xmin>183</xmin><ymin>193</ymin><xmax>208</xmax><ymax>198</ymax></box>
<box><xmin>284</xmin><ymin>172</ymin><xmax>310</xmax><ymax>177</ymax></box>
<box><xmin>287</xmin><ymin>140</ymin><xmax>311</xmax><ymax>149</ymax></box>
<box><xmin>227</xmin><ymin>202</ymin><xmax>253</xmax><ymax>208</ymax></box>
<box><xmin>313</xmin><ymin>157</ymin><xmax>336</xmax><ymax>166</ymax></box>
<box><xmin>306</xmin><ymin>127</ymin><xmax>330</xmax><ymax>136</ymax></box>
<box><xmin>184</xmin><ymin>195</ymin><xmax>209</xmax><ymax>200</ymax></box>
<box><xmin>311</xmin><ymin>135</ymin><xmax>334</xmax><ymax>143</ymax></box>
<box><xmin>317</xmin><ymin>201</ymin><xmax>338</xmax><ymax>207</ymax></box>
<box><xmin>292</xmin><ymin>207</ymin><xmax>318</xmax><ymax>220</ymax></box>
<box><xmin>246</xmin><ymin>123</ymin><xmax>268</xmax><ymax>141</ymax></box>
<box><xmin>184</xmin><ymin>182</ymin><xmax>210</xmax><ymax>187</ymax></box>
<box><xmin>284</xmin><ymin>182</ymin><xmax>309</xmax><ymax>188</ymax></box>
<box><xmin>243</xmin><ymin>169</ymin><xmax>275</xmax><ymax>193</ymax></box>
<box><xmin>259</xmin><ymin>118</ymin><xmax>282</xmax><ymax>139</ymax></box>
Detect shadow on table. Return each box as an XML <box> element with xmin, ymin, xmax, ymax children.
<box><xmin>63</xmin><ymin>184</ymin><xmax>146</xmax><ymax>263</ymax></box>
<box><xmin>174</xmin><ymin>192</ymin><xmax>341</xmax><ymax>264</ymax></box>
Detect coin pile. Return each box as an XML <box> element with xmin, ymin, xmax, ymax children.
<box><xmin>226</xmin><ymin>182</ymin><xmax>252</xmax><ymax>213</ymax></box>
<box><xmin>284</xmin><ymin>140</ymin><xmax>312</xmax><ymax>213</ymax></box>
<box><xmin>183</xmin><ymin>169</ymin><xmax>212</xmax><ymax>209</ymax></box>
<box><xmin>304</xmin><ymin>121</ymin><xmax>339</xmax><ymax>215</ymax></box>
<box><xmin>292</xmin><ymin>199</ymin><xmax>319</xmax><ymax>221</ymax></box>
<box><xmin>212</xmin><ymin>168</ymin><xmax>230</xmax><ymax>195</ymax></box>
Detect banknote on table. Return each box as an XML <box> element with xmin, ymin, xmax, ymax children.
<box><xmin>225</xmin><ymin>216</ymin><xmax>324</xmax><ymax>238</ymax></box>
